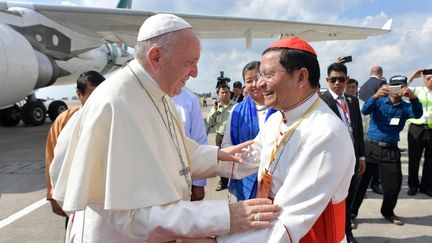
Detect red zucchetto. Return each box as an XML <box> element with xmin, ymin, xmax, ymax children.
<box><xmin>268</xmin><ymin>36</ymin><xmax>317</xmax><ymax>57</ymax></box>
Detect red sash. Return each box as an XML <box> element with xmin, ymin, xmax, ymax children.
<box><xmin>299</xmin><ymin>200</ymin><xmax>346</xmax><ymax>243</ymax></box>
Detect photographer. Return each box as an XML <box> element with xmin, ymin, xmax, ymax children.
<box><xmin>215</xmin><ymin>71</ymin><xmax>231</xmax><ymax>89</ymax></box>
<box><xmin>207</xmin><ymin>84</ymin><xmax>235</xmax><ymax>191</ymax></box>
<box><xmin>351</xmin><ymin>75</ymin><xmax>422</xmax><ymax>226</ymax></box>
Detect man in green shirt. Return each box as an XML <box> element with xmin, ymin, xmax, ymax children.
<box><xmin>407</xmin><ymin>68</ymin><xmax>432</xmax><ymax>197</ymax></box>
<box><xmin>207</xmin><ymin>84</ymin><xmax>236</xmax><ymax>191</ymax></box>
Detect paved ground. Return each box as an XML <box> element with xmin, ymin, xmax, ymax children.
<box><xmin>0</xmin><ymin>103</ymin><xmax>430</xmax><ymax>242</ymax></box>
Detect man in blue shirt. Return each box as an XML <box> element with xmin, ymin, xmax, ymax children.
<box><xmin>351</xmin><ymin>75</ymin><xmax>422</xmax><ymax>226</ymax></box>
<box><xmin>173</xmin><ymin>88</ymin><xmax>208</xmax><ymax>201</ymax></box>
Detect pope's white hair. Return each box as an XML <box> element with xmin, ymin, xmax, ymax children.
<box><xmin>135</xmin><ymin>29</ymin><xmax>191</xmax><ymax>62</ymax></box>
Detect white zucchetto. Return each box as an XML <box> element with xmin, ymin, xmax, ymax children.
<box><xmin>137</xmin><ymin>13</ymin><xmax>192</xmax><ymax>41</ymax></box>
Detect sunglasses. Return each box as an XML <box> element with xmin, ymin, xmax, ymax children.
<box><xmin>328</xmin><ymin>76</ymin><xmax>346</xmax><ymax>83</ymax></box>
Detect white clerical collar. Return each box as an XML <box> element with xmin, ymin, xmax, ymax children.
<box><xmin>256</xmin><ymin>104</ymin><xmax>267</xmax><ymax>111</ymax></box>
<box><xmin>281</xmin><ymin>92</ymin><xmax>319</xmax><ymax>120</ymax></box>
<box><xmin>128</xmin><ymin>59</ymin><xmax>166</xmax><ymax>101</ymax></box>
<box><xmin>328</xmin><ymin>89</ymin><xmax>345</xmax><ymax>100</ymax></box>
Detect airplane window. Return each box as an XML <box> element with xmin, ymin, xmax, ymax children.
<box><xmin>35</xmin><ymin>34</ymin><xmax>42</xmax><ymax>42</ymax></box>
<box><xmin>52</xmin><ymin>35</ymin><xmax>59</xmax><ymax>46</ymax></box>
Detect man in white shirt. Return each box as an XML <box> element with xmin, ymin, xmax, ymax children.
<box><xmin>173</xmin><ymin>87</ymin><xmax>208</xmax><ymax>201</ymax></box>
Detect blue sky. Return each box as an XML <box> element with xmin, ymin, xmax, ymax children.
<box><xmin>34</xmin><ymin>0</ymin><xmax>432</xmax><ymax>98</ymax></box>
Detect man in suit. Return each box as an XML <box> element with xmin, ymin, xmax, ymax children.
<box><xmin>359</xmin><ymin>65</ymin><xmax>386</xmax><ymax>195</ymax></box>
<box><xmin>320</xmin><ymin>62</ymin><xmax>366</xmax><ymax>243</ymax></box>
<box><xmin>359</xmin><ymin>66</ymin><xmax>386</xmax><ymax>101</ymax></box>
<box><xmin>231</xmin><ymin>81</ymin><xmax>244</xmax><ymax>103</ymax></box>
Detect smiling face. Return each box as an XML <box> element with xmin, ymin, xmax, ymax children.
<box><xmin>258</xmin><ymin>50</ymin><xmax>304</xmax><ymax>110</ymax></box>
<box><xmin>155</xmin><ymin>30</ymin><xmax>200</xmax><ymax>97</ymax></box>
<box><xmin>243</xmin><ymin>69</ymin><xmax>264</xmax><ymax>104</ymax></box>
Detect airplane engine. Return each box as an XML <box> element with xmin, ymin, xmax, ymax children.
<box><xmin>0</xmin><ymin>24</ymin><xmax>59</xmax><ymax>108</ymax></box>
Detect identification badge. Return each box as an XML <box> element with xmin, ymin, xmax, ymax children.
<box><xmin>257</xmin><ymin>170</ymin><xmax>272</xmax><ymax>198</ymax></box>
<box><xmin>390</xmin><ymin>117</ymin><xmax>400</xmax><ymax>126</ymax></box>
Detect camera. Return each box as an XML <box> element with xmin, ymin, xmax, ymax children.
<box><xmin>216</xmin><ymin>71</ymin><xmax>231</xmax><ymax>89</ymax></box>
<box><xmin>423</xmin><ymin>69</ymin><xmax>432</xmax><ymax>75</ymax></box>
<box><xmin>342</xmin><ymin>56</ymin><xmax>352</xmax><ymax>63</ymax></box>
<box><xmin>388</xmin><ymin>85</ymin><xmax>402</xmax><ymax>95</ymax></box>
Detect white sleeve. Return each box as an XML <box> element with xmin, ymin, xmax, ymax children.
<box><xmin>218</xmin><ymin>126</ymin><xmax>354</xmax><ymax>242</ymax></box>
<box><xmin>221</xmin><ymin>105</ymin><xmax>235</xmax><ymax>149</ymax></box>
<box><xmin>96</xmin><ymin>200</ymin><xmax>230</xmax><ymax>242</ymax></box>
<box><xmin>49</xmin><ymin>112</ymin><xmax>80</xmax><ymax>189</ymax></box>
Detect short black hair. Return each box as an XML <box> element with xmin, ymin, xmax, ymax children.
<box><xmin>346</xmin><ymin>78</ymin><xmax>358</xmax><ymax>86</ymax></box>
<box><xmin>233</xmin><ymin>81</ymin><xmax>243</xmax><ymax>88</ymax></box>
<box><xmin>262</xmin><ymin>48</ymin><xmax>320</xmax><ymax>88</ymax></box>
<box><xmin>76</xmin><ymin>71</ymin><xmax>105</xmax><ymax>93</ymax></box>
<box><xmin>242</xmin><ymin>61</ymin><xmax>260</xmax><ymax>81</ymax></box>
<box><xmin>217</xmin><ymin>84</ymin><xmax>230</xmax><ymax>93</ymax></box>
<box><xmin>327</xmin><ymin>63</ymin><xmax>347</xmax><ymax>76</ymax></box>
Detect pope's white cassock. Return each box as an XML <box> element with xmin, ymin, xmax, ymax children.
<box><xmin>218</xmin><ymin>93</ymin><xmax>355</xmax><ymax>243</ymax></box>
<box><xmin>53</xmin><ymin>60</ymin><xmax>239</xmax><ymax>243</ymax></box>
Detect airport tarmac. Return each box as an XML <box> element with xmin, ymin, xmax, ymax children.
<box><xmin>0</xmin><ymin>104</ymin><xmax>431</xmax><ymax>242</ymax></box>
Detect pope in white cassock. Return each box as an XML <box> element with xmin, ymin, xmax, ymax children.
<box><xmin>217</xmin><ymin>37</ymin><xmax>356</xmax><ymax>242</ymax></box>
<box><xmin>52</xmin><ymin>14</ymin><xmax>281</xmax><ymax>243</ymax></box>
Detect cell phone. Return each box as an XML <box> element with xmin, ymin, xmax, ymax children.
<box><xmin>388</xmin><ymin>85</ymin><xmax>401</xmax><ymax>95</ymax></box>
<box><xmin>342</xmin><ymin>56</ymin><xmax>352</xmax><ymax>63</ymax></box>
<box><xmin>423</xmin><ymin>69</ymin><xmax>432</xmax><ymax>75</ymax></box>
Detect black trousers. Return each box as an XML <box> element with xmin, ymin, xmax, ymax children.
<box><xmin>345</xmin><ymin>170</ymin><xmax>361</xmax><ymax>236</ymax></box>
<box><xmin>408</xmin><ymin>124</ymin><xmax>432</xmax><ymax>190</ymax></box>
<box><xmin>351</xmin><ymin>141</ymin><xmax>402</xmax><ymax>218</ymax></box>
<box><xmin>216</xmin><ymin>133</ymin><xmax>228</xmax><ymax>186</ymax></box>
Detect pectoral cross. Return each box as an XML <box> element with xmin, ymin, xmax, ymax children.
<box><xmin>179</xmin><ymin>166</ymin><xmax>191</xmax><ymax>187</ymax></box>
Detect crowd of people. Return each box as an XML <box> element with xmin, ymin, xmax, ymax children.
<box><xmin>44</xmin><ymin>13</ymin><xmax>431</xmax><ymax>243</ymax></box>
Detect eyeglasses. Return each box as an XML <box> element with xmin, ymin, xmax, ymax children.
<box><xmin>257</xmin><ymin>70</ymin><xmax>286</xmax><ymax>81</ymax></box>
<box><xmin>328</xmin><ymin>76</ymin><xmax>346</xmax><ymax>83</ymax></box>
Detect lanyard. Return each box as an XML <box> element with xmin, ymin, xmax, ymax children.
<box><xmin>335</xmin><ymin>98</ymin><xmax>351</xmax><ymax>125</ymax></box>
<box><xmin>267</xmin><ymin>98</ymin><xmax>321</xmax><ymax>173</ymax></box>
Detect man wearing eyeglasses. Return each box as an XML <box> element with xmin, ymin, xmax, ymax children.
<box><xmin>320</xmin><ymin>63</ymin><xmax>366</xmax><ymax>243</ymax></box>
<box><xmin>217</xmin><ymin>36</ymin><xmax>355</xmax><ymax>243</ymax></box>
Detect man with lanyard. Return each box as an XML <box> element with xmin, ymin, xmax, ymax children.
<box><xmin>406</xmin><ymin>68</ymin><xmax>432</xmax><ymax>197</ymax></box>
<box><xmin>217</xmin><ymin>36</ymin><xmax>355</xmax><ymax>242</ymax></box>
<box><xmin>351</xmin><ymin>75</ymin><xmax>422</xmax><ymax>226</ymax></box>
<box><xmin>221</xmin><ymin>61</ymin><xmax>277</xmax><ymax>201</ymax></box>
<box><xmin>320</xmin><ymin>63</ymin><xmax>365</xmax><ymax>243</ymax></box>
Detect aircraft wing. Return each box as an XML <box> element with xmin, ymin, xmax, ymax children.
<box><xmin>2</xmin><ymin>2</ymin><xmax>391</xmax><ymax>48</ymax></box>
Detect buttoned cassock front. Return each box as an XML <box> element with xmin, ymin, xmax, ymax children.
<box><xmin>218</xmin><ymin>94</ymin><xmax>355</xmax><ymax>243</ymax></box>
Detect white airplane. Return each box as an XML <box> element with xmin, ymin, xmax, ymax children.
<box><xmin>0</xmin><ymin>0</ymin><xmax>391</xmax><ymax>127</ymax></box>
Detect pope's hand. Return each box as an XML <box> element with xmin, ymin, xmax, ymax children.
<box><xmin>228</xmin><ymin>198</ymin><xmax>281</xmax><ymax>233</ymax></box>
<box><xmin>218</xmin><ymin>140</ymin><xmax>254</xmax><ymax>163</ymax></box>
